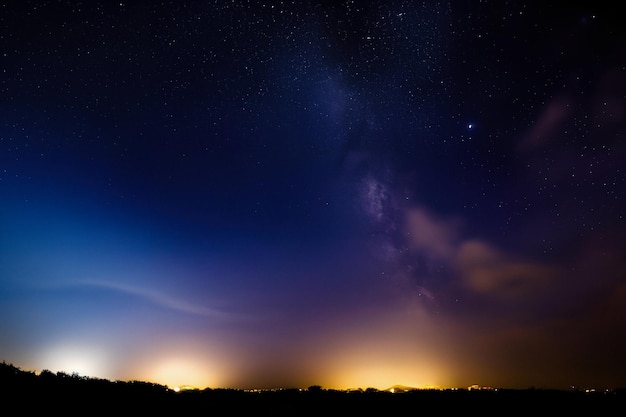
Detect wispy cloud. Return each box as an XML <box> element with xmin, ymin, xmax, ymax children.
<box><xmin>67</xmin><ymin>279</ymin><xmax>241</xmax><ymax>320</ymax></box>
<box><xmin>517</xmin><ymin>94</ymin><xmax>572</xmax><ymax>152</ymax></box>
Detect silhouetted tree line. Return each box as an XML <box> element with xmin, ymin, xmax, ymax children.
<box><xmin>1</xmin><ymin>361</ymin><xmax>623</xmax><ymax>415</ymax></box>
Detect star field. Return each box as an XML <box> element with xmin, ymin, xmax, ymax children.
<box><xmin>1</xmin><ymin>1</ymin><xmax>625</xmax><ymax>390</ymax></box>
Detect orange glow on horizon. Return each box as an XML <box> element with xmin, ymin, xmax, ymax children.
<box><xmin>22</xmin><ymin>301</ymin><xmax>464</xmax><ymax>391</ymax></box>
<box><xmin>319</xmin><ymin>350</ymin><xmax>449</xmax><ymax>391</ymax></box>
<box><xmin>295</xmin><ymin>306</ymin><xmax>455</xmax><ymax>391</ymax></box>
<box><xmin>147</xmin><ymin>357</ymin><xmax>213</xmax><ymax>389</ymax></box>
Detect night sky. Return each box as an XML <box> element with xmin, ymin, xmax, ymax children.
<box><xmin>1</xmin><ymin>1</ymin><xmax>625</xmax><ymax>391</ymax></box>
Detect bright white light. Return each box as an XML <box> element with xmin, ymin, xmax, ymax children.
<box><xmin>37</xmin><ymin>343</ymin><xmax>110</xmax><ymax>378</ymax></box>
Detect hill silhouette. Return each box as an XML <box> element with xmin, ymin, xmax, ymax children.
<box><xmin>1</xmin><ymin>361</ymin><xmax>623</xmax><ymax>415</ymax></box>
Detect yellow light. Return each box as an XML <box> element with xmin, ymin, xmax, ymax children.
<box><xmin>307</xmin><ymin>314</ymin><xmax>460</xmax><ymax>391</ymax></box>
<box><xmin>148</xmin><ymin>357</ymin><xmax>211</xmax><ymax>389</ymax></box>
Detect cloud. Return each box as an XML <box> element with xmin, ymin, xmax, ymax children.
<box><xmin>517</xmin><ymin>95</ymin><xmax>573</xmax><ymax>152</ymax></box>
<box><xmin>70</xmin><ymin>279</ymin><xmax>240</xmax><ymax>319</ymax></box>
<box><xmin>518</xmin><ymin>68</ymin><xmax>626</xmax><ymax>155</ymax></box>
<box><xmin>455</xmin><ymin>240</ymin><xmax>559</xmax><ymax>299</ymax></box>
<box><xmin>357</xmin><ymin>173</ymin><xmax>561</xmax><ymax>303</ymax></box>
<box><xmin>405</xmin><ymin>208</ymin><xmax>459</xmax><ymax>261</ymax></box>
<box><xmin>403</xmin><ymin>207</ymin><xmax>558</xmax><ymax>301</ymax></box>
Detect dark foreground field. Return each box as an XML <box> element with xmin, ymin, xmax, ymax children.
<box><xmin>2</xmin><ymin>362</ymin><xmax>623</xmax><ymax>415</ymax></box>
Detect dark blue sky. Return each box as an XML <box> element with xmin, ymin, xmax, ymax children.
<box><xmin>1</xmin><ymin>1</ymin><xmax>625</xmax><ymax>390</ymax></box>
